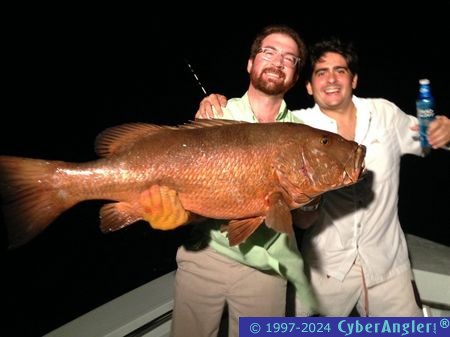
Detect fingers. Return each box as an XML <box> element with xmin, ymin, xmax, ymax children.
<box><xmin>218</xmin><ymin>94</ymin><xmax>227</xmax><ymax>107</ymax></box>
<box><xmin>140</xmin><ymin>185</ymin><xmax>189</xmax><ymax>230</ymax></box>
<box><xmin>210</xmin><ymin>94</ymin><xmax>225</xmax><ymax>117</ymax></box>
<box><xmin>427</xmin><ymin>115</ymin><xmax>450</xmax><ymax>148</ymax></box>
<box><xmin>140</xmin><ymin>185</ymin><xmax>162</xmax><ymax>210</ymax></box>
<box><xmin>195</xmin><ymin>98</ymin><xmax>215</xmax><ymax>119</ymax></box>
<box><xmin>195</xmin><ymin>94</ymin><xmax>226</xmax><ymax>119</ymax></box>
<box><xmin>164</xmin><ymin>187</ymin><xmax>188</xmax><ymax>224</ymax></box>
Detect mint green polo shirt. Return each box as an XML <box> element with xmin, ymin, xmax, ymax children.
<box><xmin>194</xmin><ymin>92</ymin><xmax>317</xmax><ymax>313</ymax></box>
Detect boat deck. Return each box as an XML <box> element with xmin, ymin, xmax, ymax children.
<box><xmin>44</xmin><ymin>234</ymin><xmax>450</xmax><ymax>337</ymax></box>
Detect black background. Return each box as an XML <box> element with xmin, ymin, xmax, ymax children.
<box><xmin>2</xmin><ymin>4</ymin><xmax>449</xmax><ymax>336</ymax></box>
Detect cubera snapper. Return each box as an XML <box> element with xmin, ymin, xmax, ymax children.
<box><xmin>0</xmin><ymin>119</ymin><xmax>366</xmax><ymax>248</ymax></box>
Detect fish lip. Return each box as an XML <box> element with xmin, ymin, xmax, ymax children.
<box><xmin>342</xmin><ymin>145</ymin><xmax>366</xmax><ymax>184</ymax></box>
<box><xmin>358</xmin><ymin>166</ymin><xmax>368</xmax><ymax>180</ymax></box>
<box><xmin>355</xmin><ymin>145</ymin><xmax>367</xmax><ymax>179</ymax></box>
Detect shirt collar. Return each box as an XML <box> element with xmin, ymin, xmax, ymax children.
<box><xmin>309</xmin><ymin>95</ymin><xmax>372</xmax><ymax>142</ymax></box>
<box><xmin>352</xmin><ymin>96</ymin><xmax>372</xmax><ymax>144</ymax></box>
<box><xmin>241</xmin><ymin>92</ymin><xmax>289</xmax><ymax>122</ymax></box>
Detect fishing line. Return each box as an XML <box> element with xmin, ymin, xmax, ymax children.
<box><xmin>184</xmin><ymin>58</ymin><xmax>208</xmax><ymax>96</ymax></box>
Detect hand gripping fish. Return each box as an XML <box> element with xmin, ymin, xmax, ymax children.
<box><xmin>0</xmin><ymin>119</ymin><xmax>366</xmax><ymax>248</ymax></box>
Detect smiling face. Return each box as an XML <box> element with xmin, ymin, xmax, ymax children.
<box><xmin>306</xmin><ymin>52</ymin><xmax>358</xmax><ymax>111</ymax></box>
<box><xmin>247</xmin><ymin>33</ymin><xmax>300</xmax><ymax>96</ymax></box>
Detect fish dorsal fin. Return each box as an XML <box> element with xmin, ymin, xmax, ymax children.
<box><xmin>265</xmin><ymin>192</ymin><xmax>293</xmax><ymax>234</ymax></box>
<box><xmin>227</xmin><ymin>216</ymin><xmax>265</xmax><ymax>246</ymax></box>
<box><xmin>179</xmin><ymin>118</ymin><xmax>248</xmax><ymax>129</ymax></box>
<box><xmin>95</xmin><ymin>123</ymin><xmax>177</xmax><ymax>157</ymax></box>
<box><xmin>95</xmin><ymin>119</ymin><xmax>247</xmax><ymax>157</ymax></box>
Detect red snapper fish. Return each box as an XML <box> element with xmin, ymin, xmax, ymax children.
<box><xmin>0</xmin><ymin>119</ymin><xmax>366</xmax><ymax>248</ymax></box>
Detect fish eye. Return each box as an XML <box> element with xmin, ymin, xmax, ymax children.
<box><xmin>320</xmin><ymin>137</ymin><xmax>329</xmax><ymax>145</ymax></box>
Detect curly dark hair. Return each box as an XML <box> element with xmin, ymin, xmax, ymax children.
<box><xmin>306</xmin><ymin>37</ymin><xmax>359</xmax><ymax>80</ymax></box>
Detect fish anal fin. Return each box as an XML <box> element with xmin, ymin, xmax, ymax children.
<box><xmin>265</xmin><ymin>192</ymin><xmax>293</xmax><ymax>234</ymax></box>
<box><xmin>227</xmin><ymin>216</ymin><xmax>264</xmax><ymax>246</ymax></box>
<box><xmin>99</xmin><ymin>202</ymin><xmax>142</xmax><ymax>233</ymax></box>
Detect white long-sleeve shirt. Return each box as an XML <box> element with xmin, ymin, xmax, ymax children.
<box><xmin>292</xmin><ymin>96</ymin><xmax>422</xmax><ymax>286</ymax></box>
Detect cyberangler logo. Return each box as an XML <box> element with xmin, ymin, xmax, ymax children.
<box><xmin>338</xmin><ymin>319</ymin><xmax>437</xmax><ymax>336</ymax></box>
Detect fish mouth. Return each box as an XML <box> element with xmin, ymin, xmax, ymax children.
<box><xmin>343</xmin><ymin>144</ymin><xmax>366</xmax><ymax>184</ymax></box>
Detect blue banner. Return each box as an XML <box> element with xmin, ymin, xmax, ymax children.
<box><xmin>239</xmin><ymin>317</ymin><xmax>449</xmax><ymax>337</ymax></box>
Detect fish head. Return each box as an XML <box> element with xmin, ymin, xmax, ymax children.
<box><xmin>289</xmin><ymin>125</ymin><xmax>366</xmax><ymax>200</ymax></box>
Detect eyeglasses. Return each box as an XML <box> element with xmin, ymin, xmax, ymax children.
<box><xmin>257</xmin><ymin>47</ymin><xmax>301</xmax><ymax>68</ymax></box>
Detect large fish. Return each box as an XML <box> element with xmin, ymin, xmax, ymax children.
<box><xmin>0</xmin><ymin>119</ymin><xmax>366</xmax><ymax>248</ymax></box>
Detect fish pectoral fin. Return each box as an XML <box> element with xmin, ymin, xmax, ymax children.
<box><xmin>227</xmin><ymin>217</ymin><xmax>264</xmax><ymax>246</ymax></box>
<box><xmin>265</xmin><ymin>192</ymin><xmax>293</xmax><ymax>234</ymax></box>
<box><xmin>99</xmin><ymin>202</ymin><xmax>142</xmax><ymax>233</ymax></box>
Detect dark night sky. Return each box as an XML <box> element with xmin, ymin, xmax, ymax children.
<box><xmin>2</xmin><ymin>5</ymin><xmax>449</xmax><ymax>336</ymax></box>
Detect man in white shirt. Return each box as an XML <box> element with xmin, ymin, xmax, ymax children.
<box><xmin>290</xmin><ymin>38</ymin><xmax>449</xmax><ymax>316</ymax></box>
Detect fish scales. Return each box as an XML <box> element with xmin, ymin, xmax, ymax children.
<box><xmin>0</xmin><ymin>120</ymin><xmax>366</xmax><ymax>247</ymax></box>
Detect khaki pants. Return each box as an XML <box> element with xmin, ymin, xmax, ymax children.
<box><xmin>296</xmin><ymin>260</ymin><xmax>422</xmax><ymax>317</ymax></box>
<box><xmin>171</xmin><ymin>246</ymin><xmax>286</xmax><ymax>337</ymax></box>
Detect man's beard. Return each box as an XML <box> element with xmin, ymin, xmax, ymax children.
<box><xmin>250</xmin><ymin>68</ymin><xmax>290</xmax><ymax>95</ymax></box>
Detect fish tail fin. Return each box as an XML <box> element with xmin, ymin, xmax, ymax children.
<box><xmin>0</xmin><ymin>156</ymin><xmax>74</xmax><ymax>249</ymax></box>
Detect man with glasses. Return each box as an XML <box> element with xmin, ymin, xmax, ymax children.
<box><xmin>145</xmin><ymin>25</ymin><xmax>317</xmax><ymax>337</ymax></box>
